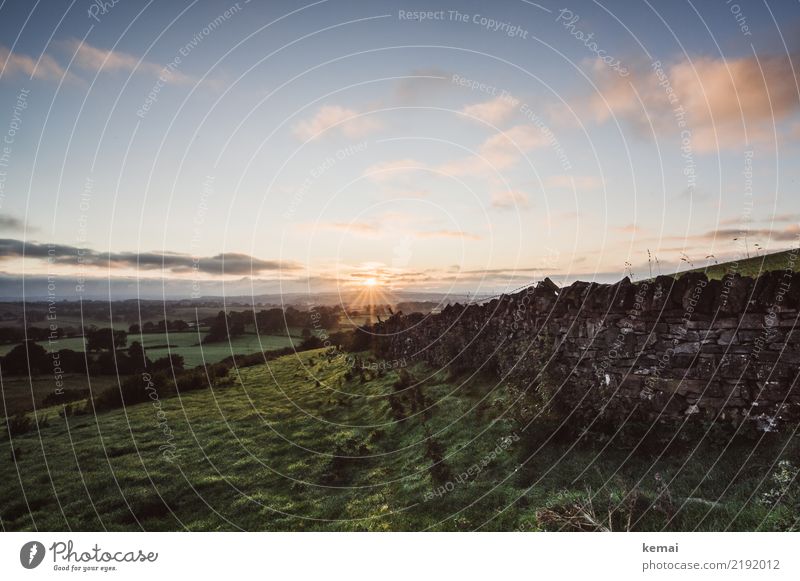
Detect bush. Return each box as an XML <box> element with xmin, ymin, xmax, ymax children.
<box><xmin>152</xmin><ymin>354</ymin><xmax>185</xmax><ymax>372</ymax></box>
<box><xmin>42</xmin><ymin>388</ymin><xmax>88</xmax><ymax>407</ymax></box>
<box><xmin>320</xmin><ymin>432</ymin><xmax>370</xmax><ymax>486</ymax></box>
<box><xmin>299</xmin><ymin>336</ymin><xmax>323</xmax><ymax>350</ymax></box>
<box><xmin>5</xmin><ymin>412</ymin><xmax>32</xmax><ymax>437</ymax></box>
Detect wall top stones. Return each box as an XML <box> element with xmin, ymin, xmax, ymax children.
<box><xmin>370</xmin><ymin>270</ymin><xmax>800</xmax><ymax>431</ymax></box>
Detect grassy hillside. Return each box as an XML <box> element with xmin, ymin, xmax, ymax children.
<box><xmin>681</xmin><ymin>248</ymin><xmax>799</xmax><ymax>280</ymax></box>
<box><xmin>0</xmin><ymin>374</ymin><xmax>120</xmax><ymax>417</ymax></box>
<box><xmin>2</xmin><ymin>350</ymin><xmax>798</xmax><ymax>531</ymax></box>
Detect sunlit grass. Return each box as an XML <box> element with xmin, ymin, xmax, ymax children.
<box><xmin>1</xmin><ymin>349</ymin><xmax>797</xmax><ymax>531</ymax></box>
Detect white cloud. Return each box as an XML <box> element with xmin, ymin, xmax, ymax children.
<box><xmin>292</xmin><ymin>105</ymin><xmax>383</xmax><ymax>140</ymax></box>
<box><xmin>461</xmin><ymin>95</ymin><xmax>519</xmax><ymax>125</ymax></box>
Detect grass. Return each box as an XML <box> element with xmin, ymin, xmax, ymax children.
<box><xmin>0</xmin><ymin>375</ymin><xmax>119</xmax><ymax>416</ymax></box>
<box><xmin>158</xmin><ymin>333</ymin><xmax>298</xmax><ymax>368</ymax></box>
<box><xmin>0</xmin><ymin>336</ymin><xmax>87</xmax><ymax>357</ymax></box>
<box><xmin>0</xmin><ymin>331</ymin><xmax>298</xmax><ymax>367</ymax></box>
<box><xmin>679</xmin><ymin>248</ymin><xmax>799</xmax><ymax>281</ymax></box>
<box><xmin>1</xmin><ymin>350</ymin><xmax>797</xmax><ymax>531</ymax></box>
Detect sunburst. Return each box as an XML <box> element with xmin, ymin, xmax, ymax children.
<box><xmin>349</xmin><ymin>274</ymin><xmax>392</xmax><ymax>323</ymax></box>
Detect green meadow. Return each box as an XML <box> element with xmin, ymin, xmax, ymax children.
<box><xmin>138</xmin><ymin>332</ymin><xmax>298</xmax><ymax>368</ymax></box>
<box><xmin>1</xmin><ymin>349</ymin><xmax>797</xmax><ymax>531</ymax></box>
<box><xmin>0</xmin><ymin>331</ymin><xmax>298</xmax><ymax>366</ymax></box>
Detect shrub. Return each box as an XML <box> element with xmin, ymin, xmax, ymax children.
<box><xmin>6</xmin><ymin>412</ymin><xmax>32</xmax><ymax>437</ymax></box>
<box><xmin>320</xmin><ymin>432</ymin><xmax>370</xmax><ymax>486</ymax></box>
<box><xmin>42</xmin><ymin>388</ymin><xmax>88</xmax><ymax>407</ymax></box>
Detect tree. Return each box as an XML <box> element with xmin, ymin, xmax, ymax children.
<box><xmin>255</xmin><ymin>308</ymin><xmax>284</xmax><ymax>332</ymax></box>
<box><xmin>57</xmin><ymin>349</ymin><xmax>87</xmax><ymax>374</ymax></box>
<box><xmin>152</xmin><ymin>354</ymin><xmax>185</xmax><ymax>372</ymax></box>
<box><xmin>86</xmin><ymin>328</ymin><xmax>127</xmax><ymax>352</ymax></box>
<box><xmin>126</xmin><ymin>341</ymin><xmax>151</xmax><ymax>372</ymax></box>
<box><xmin>91</xmin><ymin>351</ymin><xmax>133</xmax><ymax>375</ymax></box>
<box><xmin>1</xmin><ymin>341</ymin><xmax>48</xmax><ymax>375</ymax></box>
<box><xmin>204</xmin><ymin>311</ymin><xmax>243</xmax><ymax>343</ymax></box>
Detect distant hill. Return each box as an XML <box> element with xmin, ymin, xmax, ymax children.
<box><xmin>681</xmin><ymin>248</ymin><xmax>799</xmax><ymax>280</ymax></box>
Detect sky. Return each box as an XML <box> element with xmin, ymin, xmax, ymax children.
<box><xmin>0</xmin><ymin>0</ymin><xmax>799</xmax><ymax>299</ymax></box>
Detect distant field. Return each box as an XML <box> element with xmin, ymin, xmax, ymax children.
<box><xmin>0</xmin><ymin>316</ymin><xmax>132</xmax><ymax>331</ymax></box>
<box><xmin>1</xmin><ymin>350</ymin><xmax>797</xmax><ymax>531</ymax></box>
<box><xmin>0</xmin><ymin>332</ymin><xmax>190</xmax><ymax>357</ymax></box>
<box><xmin>0</xmin><ymin>374</ymin><xmax>119</xmax><ymax>416</ymax></box>
<box><xmin>337</xmin><ymin>312</ymin><xmax>380</xmax><ymax>330</ymax></box>
<box><xmin>0</xmin><ymin>331</ymin><xmax>299</xmax><ymax>367</ymax></box>
<box><xmin>681</xmin><ymin>248</ymin><xmax>799</xmax><ymax>280</ymax></box>
<box><xmin>146</xmin><ymin>333</ymin><xmax>298</xmax><ymax>368</ymax></box>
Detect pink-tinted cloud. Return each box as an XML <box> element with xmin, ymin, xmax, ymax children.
<box><xmin>416</xmin><ymin>229</ymin><xmax>482</xmax><ymax>241</ymax></box>
<box><xmin>614</xmin><ymin>223</ymin><xmax>641</xmax><ymax>234</ymax></box>
<box><xmin>68</xmin><ymin>39</ymin><xmax>195</xmax><ymax>83</ymax></box>
<box><xmin>440</xmin><ymin>124</ymin><xmax>549</xmax><ymax>176</ymax></box>
<box><xmin>461</xmin><ymin>95</ymin><xmax>519</xmax><ymax>125</ymax></box>
<box><xmin>363</xmin><ymin>158</ymin><xmax>428</xmax><ymax>181</ymax></box>
<box><xmin>490</xmin><ymin>189</ymin><xmax>530</xmax><ymax>209</ymax></box>
<box><xmin>0</xmin><ymin>45</ymin><xmax>69</xmax><ymax>82</ymax></box>
<box><xmin>587</xmin><ymin>52</ymin><xmax>800</xmax><ymax>153</ymax></box>
<box><xmin>292</xmin><ymin>105</ymin><xmax>382</xmax><ymax>140</ymax></box>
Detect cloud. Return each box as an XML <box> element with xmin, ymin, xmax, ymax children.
<box><xmin>719</xmin><ymin>213</ymin><xmax>800</xmax><ymax>226</ymax></box>
<box><xmin>545</xmin><ymin>174</ymin><xmax>602</xmax><ymax>190</ymax></box>
<box><xmin>0</xmin><ymin>45</ymin><xmax>69</xmax><ymax>82</ymax></box>
<box><xmin>2</xmin><ymin>40</ymin><xmax>201</xmax><ymax>85</ymax></box>
<box><xmin>698</xmin><ymin>225</ymin><xmax>800</xmax><ymax>242</ymax></box>
<box><xmin>614</xmin><ymin>223</ymin><xmax>641</xmax><ymax>233</ymax></box>
<box><xmin>0</xmin><ymin>216</ymin><xmax>32</xmax><ymax>232</ymax></box>
<box><xmin>461</xmin><ymin>95</ymin><xmax>519</xmax><ymax>125</ymax></box>
<box><xmin>63</xmin><ymin>39</ymin><xmax>195</xmax><ymax>84</ymax></box>
<box><xmin>587</xmin><ymin>51</ymin><xmax>800</xmax><ymax>153</ymax></box>
<box><xmin>440</xmin><ymin>124</ymin><xmax>549</xmax><ymax>176</ymax></box>
<box><xmin>309</xmin><ymin>221</ymin><xmax>381</xmax><ymax>237</ymax></box>
<box><xmin>392</xmin><ymin>68</ymin><xmax>452</xmax><ymax>104</ymax></box>
<box><xmin>306</xmin><ymin>218</ymin><xmax>481</xmax><ymax>241</ymax></box>
<box><xmin>651</xmin><ymin>224</ymin><xmax>800</xmax><ymax>245</ymax></box>
<box><xmin>362</xmin><ymin>158</ymin><xmax>428</xmax><ymax>182</ymax></box>
<box><xmin>490</xmin><ymin>189</ymin><xmax>530</xmax><ymax>209</ymax></box>
<box><xmin>0</xmin><ymin>239</ymin><xmax>301</xmax><ymax>275</ymax></box>
<box><xmin>416</xmin><ymin>229</ymin><xmax>482</xmax><ymax>241</ymax></box>
<box><xmin>292</xmin><ymin>105</ymin><xmax>382</xmax><ymax>140</ymax></box>
<box><xmin>770</xmin><ymin>213</ymin><xmax>800</xmax><ymax>224</ymax></box>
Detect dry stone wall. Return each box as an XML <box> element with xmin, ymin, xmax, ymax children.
<box><xmin>370</xmin><ymin>271</ymin><xmax>800</xmax><ymax>431</ymax></box>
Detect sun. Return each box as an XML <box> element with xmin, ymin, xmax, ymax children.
<box><xmin>364</xmin><ymin>277</ymin><xmax>378</xmax><ymax>287</ymax></box>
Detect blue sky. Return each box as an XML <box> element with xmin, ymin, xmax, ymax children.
<box><xmin>1</xmin><ymin>0</ymin><xmax>799</xmax><ymax>298</ymax></box>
